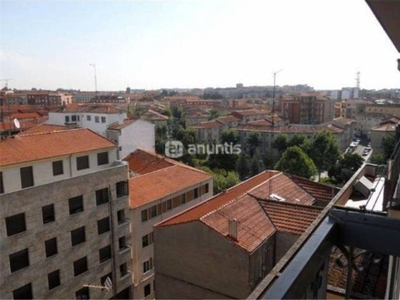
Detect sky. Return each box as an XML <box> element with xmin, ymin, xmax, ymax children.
<box><xmin>0</xmin><ymin>0</ymin><xmax>399</xmax><ymax>91</ymax></box>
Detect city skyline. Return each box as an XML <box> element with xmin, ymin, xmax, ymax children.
<box><xmin>1</xmin><ymin>0</ymin><xmax>399</xmax><ymax>91</ymax></box>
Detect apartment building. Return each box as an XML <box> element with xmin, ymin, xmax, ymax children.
<box><xmin>154</xmin><ymin>171</ymin><xmax>338</xmax><ymax>299</ymax></box>
<box><xmin>366</xmin><ymin>104</ymin><xmax>400</xmax><ymax>117</ymax></box>
<box><xmin>354</xmin><ymin>113</ymin><xmax>399</xmax><ymax>137</ymax></box>
<box><xmin>370</xmin><ymin>120</ymin><xmax>398</xmax><ymax>154</ymax></box>
<box><xmin>334</xmin><ymin>99</ymin><xmax>370</xmax><ymax>119</ymax></box>
<box><xmin>27</xmin><ymin>92</ymin><xmax>73</xmax><ymax>106</ymax></box>
<box><xmin>139</xmin><ymin>109</ymin><xmax>168</xmax><ymax>127</ymax></box>
<box><xmin>231</xmin><ymin>109</ymin><xmax>270</xmax><ymax>124</ymax></box>
<box><xmin>0</xmin><ymin>128</ymin><xmax>132</xmax><ymax>299</ymax></box>
<box><xmin>280</xmin><ymin>92</ymin><xmax>334</xmax><ymax>124</ymax></box>
<box><xmin>123</xmin><ymin>149</ymin><xmax>213</xmax><ymax>299</ymax></box>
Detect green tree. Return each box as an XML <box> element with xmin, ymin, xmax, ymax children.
<box><xmin>221</xmin><ymin>129</ymin><xmax>239</xmax><ymax>144</ymax></box>
<box><xmin>309</xmin><ymin>130</ymin><xmax>340</xmax><ymax>178</ymax></box>
<box><xmin>236</xmin><ymin>154</ymin><xmax>250</xmax><ymax>180</ymax></box>
<box><xmin>272</xmin><ymin>134</ymin><xmax>288</xmax><ymax>155</ymax></box>
<box><xmin>328</xmin><ymin>153</ymin><xmax>364</xmax><ymax>184</ymax></box>
<box><xmin>207</xmin><ymin>151</ymin><xmax>239</xmax><ymax>171</ymax></box>
<box><xmin>382</xmin><ymin>134</ymin><xmax>396</xmax><ymax>160</ymax></box>
<box><xmin>247</xmin><ymin>131</ymin><xmax>261</xmax><ymax>156</ymax></box>
<box><xmin>208</xmin><ymin>108</ymin><xmax>221</xmax><ymax>120</ymax></box>
<box><xmin>199</xmin><ymin>167</ymin><xmax>240</xmax><ymax>194</ymax></box>
<box><xmin>250</xmin><ymin>152</ymin><xmax>264</xmax><ymax>177</ymax></box>
<box><xmin>288</xmin><ymin>134</ymin><xmax>311</xmax><ymax>154</ymax></box>
<box><xmin>369</xmin><ymin>154</ymin><xmax>386</xmax><ymax>165</ymax></box>
<box><xmin>263</xmin><ymin>150</ymin><xmax>275</xmax><ymax>170</ymax></box>
<box><xmin>275</xmin><ymin>146</ymin><xmax>317</xmax><ymax>179</ymax></box>
<box><xmin>161</xmin><ymin>107</ymin><xmax>172</xmax><ymax>118</ymax></box>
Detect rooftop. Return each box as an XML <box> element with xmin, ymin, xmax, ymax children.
<box><xmin>0</xmin><ymin>128</ymin><xmax>115</xmax><ymax>167</ymax></box>
<box><xmin>122</xmin><ymin>149</ymin><xmax>176</xmax><ymax>174</ymax></box>
<box><xmin>129</xmin><ymin>164</ymin><xmax>212</xmax><ymax>209</ymax></box>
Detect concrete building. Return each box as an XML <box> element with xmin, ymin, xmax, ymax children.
<box><xmin>334</xmin><ymin>99</ymin><xmax>370</xmax><ymax>119</ymax></box>
<box><xmin>366</xmin><ymin>104</ymin><xmax>400</xmax><ymax>117</ymax></box>
<box><xmin>341</xmin><ymin>87</ymin><xmax>359</xmax><ymax>100</ymax></box>
<box><xmin>280</xmin><ymin>92</ymin><xmax>334</xmax><ymax>124</ymax></box>
<box><xmin>106</xmin><ymin>119</ymin><xmax>155</xmax><ymax>160</ymax></box>
<box><xmin>47</xmin><ymin>104</ymin><xmax>127</xmax><ymax>136</ymax></box>
<box><xmin>139</xmin><ymin>109</ymin><xmax>168</xmax><ymax>127</ymax></box>
<box><xmin>27</xmin><ymin>92</ymin><xmax>73</xmax><ymax>106</ymax></box>
<box><xmin>0</xmin><ymin>128</ymin><xmax>133</xmax><ymax>299</ymax></box>
<box><xmin>370</xmin><ymin>121</ymin><xmax>398</xmax><ymax>154</ymax></box>
<box><xmin>154</xmin><ymin>171</ymin><xmax>338</xmax><ymax>299</ymax></box>
<box><xmin>354</xmin><ymin>113</ymin><xmax>399</xmax><ymax>137</ymax></box>
<box><xmin>231</xmin><ymin>109</ymin><xmax>270</xmax><ymax>124</ymax></box>
<box><xmin>123</xmin><ymin>149</ymin><xmax>213</xmax><ymax>299</ymax></box>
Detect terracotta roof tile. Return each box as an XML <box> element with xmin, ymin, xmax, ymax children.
<box><xmin>107</xmin><ymin>119</ymin><xmax>137</xmax><ymax>131</ymax></box>
<box><xmin>197</xmin><ymin>120</ymin><xmax>223</xmax><ymax>129</ymax></box>
<box><xmin>216</xmin><ymin>115</ymin><xmax>240</xmax><ymax>123</ymax></box>
<box><xmin>123</xmin><ymin>149</ymin><xmax>176</xmax><ymax>174</ymax></box>
<box><xmin>158</xmin><ymin>171</ymin><xmax>280</xmax><ymax>226</ymax></box>
<box><xmin>201</xmin><ymin>194</ymin><xmax>276</xmax><ymax>252</ymax></box>
<box><xmin>371</xmin><ymin>123</ymin><xmax>397</xmax><ymax>132</ymax></box>
<box><xmin>21</xmin><ymin>124</ymin><xmax>70</xmax><ymax>134</ymax></box>
<box><xmin>129</xmin><ymin>165</ymin><xmax>212</xmax><ymax>209</ymax></box>
<box><xmin>232</xmin><ymin>109</ymin><xmax>269</xmax><ymax>117</ymax></box>
<box><xmin>259</xmin><ymin>200</ymin><xmax>322</xmax><ymax>235</ymax></box>
<box><xmin>11</xmin><ymin>112</ymin><xmax>41</xmax><ymax>119</ymax></box>
<box><xmin>0</xmin><ymin>128</ymin><xmax>115</xmax><ymax>167</ymax></box>
<box><xmin>248</xmin><ymin>173</ymin><xmax>315</xmax><ymax>205</ymax></box>
<box><xmin>287</xmin><ymin>174</ymin><xmax>339</xmax><ymax>204</ymax></box>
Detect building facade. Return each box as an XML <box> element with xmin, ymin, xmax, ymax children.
<box><xmin>0</xmin><ymin>128</ymin><xmax>133</xmax><ymax>299</ymax></box>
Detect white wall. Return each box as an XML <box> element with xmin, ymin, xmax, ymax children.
<box><xmin>119</xmin><ymin>120</ymin><xmax>155</xmax><ymax>159</ymax></box>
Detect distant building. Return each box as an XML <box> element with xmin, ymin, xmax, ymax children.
<box><xmin>341</xmin><ymin>87</ymin><xmax>359</xmax><ymax>100</ymax></box>
<box><xmin>370</xmin><ymin>120</ymin><xmax>398</xmax><ymax>154</ymax></box>
<box><xmin>27</xmin><ymin>92</ymin><xmax>73</xmax><ymax>106</ymax></box>
<box><xmin>0</xmin><ymin>128</ymin><xmax>132</xmax><ymax>299</ymax></box>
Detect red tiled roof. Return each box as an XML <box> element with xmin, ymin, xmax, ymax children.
<box><xmin>21</xmin><ymin>124</ymin><xmax>70</xmax><ymax>134</ymax></box>
<box><xmin>248</xmin><ymin>173</ymin><xmax>315</xmax><ymax>205</ymax></box>
<box><xmin>236</xmin><ymin>123</ymin><xmax>343</xmax><ymax>134</ymax></box>
<box><xmin>141</xmin><ymin>109</ymin><xmax>169</xmax><ymax>120</ymax></box>
<box><xmin>107</xmin><ymin>119</ymin><xmax>137</xmax><ymax>131</ymax></box>
<box><xmin>259</xmin><ymin>200</ymin><xmax>322</xmax><ymax>235</ymax></box>
<box><xmin>371</xmin><ymin>123</ymin><xmax>397</xmax><ymax>132</ymax></box>
<box><xmin>201</xmin><ymin>194</ymin><xmax>276</xmax><ymax>252</ymax></box>
<box><xmin>54</xmin><ymin>104</ymin><xmax>122</xmax><ymax>114</ymax></box>
<box><xmin>287</xmin><ymin>174</ymin><xmax>339</xmax><ymax>204</ymax></box>
<box><xmin>232</xmin><ymin>109</ymin><xmax>269</xmax><ymax>117</ymax></box>
<box><xmin>129</xmin><ymin>165</ymin><xmax>212</xmax><ymax>209</ymax></box>
<box><xmin>11</xmin><ymin>112</ymin><xmax>41</xmax><ymax>119</ymax></box>
<box><xmin>0</xmin><ymin>128</ymin><xmax>115</xmax><ymax>167</ymax></box>
<box><xmin>123</xmin><ymin>149</ymin><xmax>175</xmax><ymax>174</ymax></box>
<box><xmin>197</xmin><ymin>120</ymin><xmax>223</xmax><ymax>129</ymax></box>
<box><xmin>158</xmin><ymin>171</ymin><xmax>280</xmax><ymax>226</ymax></box>
<box><xmin>216</xmin><ymin>115</ymin><xmax>240</xmax><ymax>123</ymax></box>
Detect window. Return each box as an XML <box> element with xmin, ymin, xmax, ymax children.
<box><xmin>117</xmin><ymin>209</ymin><xmax>126</xmax><ymax>224</ymax></box>
<box><xmin>6</xmin><ymin>213</ymin><xmax>26</xmax><ymax>236</ymax></box>
<box><xmin>71</xmin><ymin>227</ymin><xmax>86</xmax><ymax>246</ymax></box>
<box><xmin>141</xmin><ymin>210</ymin><xmax>148</xmax><ymax>222</ymax></box>
<box><xmin>69</xmin><ymin>196</ymin><xmax>83</xmax><ymax>215</ymax></box>
<box><xmin>116</xmin><ymin>181</ymin><xmax>128</xmax><ymax>198</ymax></box>
<box><xmin>101</xmin><ymin>273</ymin><xmax>112</xmax><ymax>286</ymax></box>
<box><xmin>76</xmin><ymin>156</ymin><xmax>89</xmax><ymax>170</ymax></box>
<box><xmin>143</xmin><ymin>258</ymin><xmax>153</xmax><ymax>273</ymax></box>
<box><xmin>150</xmin><ymin>206</ymin><xmax>157</xmax><ymax>218</ymax></box>
<box><xmin>0</xmin><ymin>171</ymin><xmax>4</xmax><ymax>194</ymax></box>
<box><xmin>142</xmin><ymin>232</ymin><xmax>154</xmax><ymax>248</ymax></box>
<box><xmin>75</xmin><ymin>287</ymin><xmax>89</xmax><ymax>299</ymax></box>
<box><xmin>71</xmin><ymin>115</ymin><xmax>77</xmax><ymax>122</ymax></box>
<box><xmin>99</xmin><ymin>245</ymin><xmax>111</xmax><ymax>263</ymax></box>
<box><xmin>42</xmin><ymin>204</ymin><xmax>55</xmax><ymax>224</ymax></box>
<box><xmin>101</xmin><ymin>117</ymin><xmax>106</xmax><ymax>123</ymax></box>
<box><xmin>119</xmin><ymin>236</ymin><xmax>128</xmax><ymax>251</ymax></box>
<box><xmin>120</xmin><ymin>263</ymin><xmax>128</xmax><ymax>277</ymax></box>
<box><xmin>181</xmin><ymin>193</ymin><xmax>186</xmax><ymax>204</ymax></box>
<box><xmin>96</xmin><ymin>188</ymin><xmax>109</xmax><ymax>206</ymax></box>
<box><xmin>166</xmin><ymin>199</ymin><xmax>172</xmax><ymax>211</ymax></box>
<box><xmin>73</xmin><ymin>257</ymin><xmax>88</xmax><ymax>277</ymax></box>
<box><xmin>97</xmin><ymin>217</ymin><xmax>110</xmax><ymax>235</ymax></box>
<box><xmin>86</xmin><ymin>115</ymin><xmax>91</xmax><ymax>121</ymax></box>
<box><xmin>48</xmin><ymin>270</ymin><xmax>60</xmax><ymax>290</ymax></box>
<box><xmin>9</xmin><ymin>248</ymin><xmax>29</xmax><ymax>273</ymax></box>
<box><xmin>205</xmin><ymin>183</ymin><xmax>209</xmax><ymax>194</ymax></box>
<box><xmin>52</xmin><ymin>161</ymin><xmax>63</xmax><ymax>176</ymax></box>
<box><xmin>95</xmin><ymin>116</ymin><xmax>100</xmax><ymax>123</ymax></box>
<box><xmin>194</xmin><ymin>188</ymin><xmax>199</xmax><ymax>198</ymax></box>
<box><xmin>20</xmin><ymin>166</ymin><xmax>34</xmax><ymax>188</ymax></box>
<box><xmin>13</xmin><ymin>283</ymin><xmax>32</xmax><ymax>299</ymax></box>
<box><xmin>97</xmin><ymin>152</ymin><xmax>109</xmax><ymax>165</ymax></box>
<box><xmin>65</xmin><ymin>116</ymin><xmax>70</xmax><ymax>123</ymax></box>
<box><xmin>144</xmin><ymin>283</ymin><xmax>151</xmax><ymax>297</ymax></box>
<box><xmin>45</xmin><ymin>238</ymin><xmax>58</xmax><ymax>257</ymax></box>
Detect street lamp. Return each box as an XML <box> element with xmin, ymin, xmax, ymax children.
<box><xmin>271</xmin><ymin>69</ymin><xmax>283</xmax><ymax>128</ymax></box>
<box><xmin>90</xmin><ymin>64</ymin><xmax>98</xmax><ymax>97</ymax></box>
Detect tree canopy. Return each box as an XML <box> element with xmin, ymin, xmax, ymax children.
<box><xmin>247</xmin><ymin>131</ymin><xmax>261</xmax><ymax>156</ymax></box>
<box><xmin>382</xmin><ymin>134</ymin><xmax>397</xmax><ymax>160</ymax></box>
<box><xmin>274</xmin><ymin>146</ymin><xmax>317</xmax><ymax>179</ymax></box>
<box><xmin>328</xmin><ymin>153</ymin><xmax>364</xmax><ymax>184</ymax></box>
<box><xmin>309</xmin><ymin>130</ymin><xmax>340</xmax><ymax>175</ymax></box>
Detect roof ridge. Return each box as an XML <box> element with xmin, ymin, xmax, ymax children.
<box><xmin>200</xmin><ymin>196</ymin><xmax>241</xmax><ymax>220</ymax></box>
<box><xmin>15</xmin><ymin>127</ymin><xmax>85</xmax><ymax>138</ymax></box>
<box><xmin>260</xmin><ymin>199</ymin><xmax>322</xmax><ymax>210</ymax></box>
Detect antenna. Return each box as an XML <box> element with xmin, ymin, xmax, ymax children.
<box><xmin>356</xmin><ymin>71</ymin><xmax>360</xmax><ymax>89</ymax></box>
<box><xmin>0</xmin><ymin>79</ymin><xmax>13</xmax><ymax>89</ymax></box>
<box><xmin>89</xmin><ymin>64</ymin><xmax>98</xmax><ymax>98</ymax></box>
<box><xmin>13</xmin><ymin>118</ymin><xmax>20</xmax><ymax>129</ymax></box>
<box><xmin>271</xmin><ymin>69</ymin><xmax>283</xmax><ymax>128</ymax></box>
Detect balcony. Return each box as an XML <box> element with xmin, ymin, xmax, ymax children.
<box><xmin>251</xmin><ymin>125</ymin><xmax>400</xmax><ymax>299</ymax></box>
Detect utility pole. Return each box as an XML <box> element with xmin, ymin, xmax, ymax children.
<box><xmin>90</xmin><ymin>64</ymin><xmax>98</xmax><ymax>99</ymax></box>
<box><xmin>271</xmin><ymin>69</ymin><xmax>283</xmax><ymax>128</ymax></box>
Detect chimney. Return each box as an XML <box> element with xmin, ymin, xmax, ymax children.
<box><xmin>228</xmin><ymin>218</ymin><xmax>238</xmax><ymax>241</ymax></box>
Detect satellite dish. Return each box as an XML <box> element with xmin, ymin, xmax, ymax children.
<box><xmin>13</xmin><ymin>118</ymin><xmax>20</xmax><ymax>129</ymax></box>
